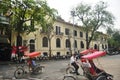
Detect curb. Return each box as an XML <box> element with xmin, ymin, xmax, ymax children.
<box><xmin>0</xmin><ymin>61</ymin><xmax>14</xmax><ymax>65</ymax></box>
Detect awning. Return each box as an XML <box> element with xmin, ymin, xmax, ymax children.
<box><xmin>81</xmin><ymin>51</ymin><xmax>106</xmax><ymax>60</ymax></box>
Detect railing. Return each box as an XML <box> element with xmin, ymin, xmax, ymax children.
<box><xmin>0</xmin><ymin>16</ymin><xmax>9</xmax><ymax>25</ymax></box>
<box><xmin>56</xmin><ymin>32</ymin><xmax>64</xmax><ymax>36</ymax></box>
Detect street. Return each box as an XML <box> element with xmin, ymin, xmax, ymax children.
<box><xmin>0</xmin><ymin>55</ymin><xmax>120</xmax><ymax>80</ymax></box>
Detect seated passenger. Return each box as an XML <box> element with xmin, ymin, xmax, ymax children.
<box><xmin>89</xmin><ymin>60</ymin><xmax>104</xmax><ymax>76</ymax></box>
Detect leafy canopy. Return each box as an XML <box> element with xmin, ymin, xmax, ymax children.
<box><xmin>2</xmin><ymin>0</ymin><xmax>57</xmax><ymax>34</ymax></box>
<box><xmin>73</xmin><ymin>1</ymin><xmax>115</xmax><ymax>48</ymax></box>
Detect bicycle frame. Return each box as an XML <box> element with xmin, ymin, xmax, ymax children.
<box><xmin>14</xmin><ymin>51</ymin><xmax>44</xmax><ymax>79</ymax></box>
<box><xmin>80</xmin><ymin>50</ymin><xmax>113</xmax><ymax>80</ymax></box>
<box><xmin>65</xmin><ymin>49</ymin><xmax>113</xmax><ymax>80</ymax></box>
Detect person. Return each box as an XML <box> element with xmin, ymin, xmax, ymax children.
<box><xmin>27</xmin><ymin>58</ymin><xmax>37</xmax><ymax>71</ymax></box>
<box><xmin>70</xmin><ymin>53</ymin><xmax>80</xmax><ymax>75</ymax></box>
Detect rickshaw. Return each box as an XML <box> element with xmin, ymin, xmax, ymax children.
<box><xmin>14</xmin><ymin>51</ymin><xmax>44</xmax><ymax>79</ymax></box>
<box><xmin>65</xmin><ymin>49</ymin><xmax>113</xmax><ymax>80</ymax></box>
<box><xmin>11</xmin><ymin>46</ymin><xmax>28</xmax><ymax>63</ymax></box>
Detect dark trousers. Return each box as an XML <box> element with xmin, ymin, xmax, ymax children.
<box><xmin>71</xmin><ymin>62</ymin><xmax>79</xmax><ymax>74</ymax></box>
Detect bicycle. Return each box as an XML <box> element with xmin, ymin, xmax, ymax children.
<box><xmin>14</xmin><ymin>52</ymin><xmax>45</xmax><ymax>79</ymax></box>
<box><xmin>64</xmin><ymin>49</ymin><xmax>113</xmax><ymax>80</ymax></box>
<box><xmin>63</xmin><ymin>74</ymin><xmax>76</xmax><ymax>80</ymax></box>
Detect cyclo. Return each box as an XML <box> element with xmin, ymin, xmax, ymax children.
<box><xmin>65</xmin><ymin>49</ymin><xmax>113</xmax><ymax>80</ymax></box>
<box><xmin>14</xmin><ymin>51</ymin><xmax>44</xmax><ymax>79</ymax></box>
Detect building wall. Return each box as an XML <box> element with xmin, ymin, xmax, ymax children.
<box><xmin>11</xmin><ymin>20</ymin><xmax>108</xmax><ymax>56</ymax></box>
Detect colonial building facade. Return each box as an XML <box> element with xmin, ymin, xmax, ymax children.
<box><xmin>11</xmin><ymin>19</ymin><xmax>108</xmax><ymax>57</ymax></box>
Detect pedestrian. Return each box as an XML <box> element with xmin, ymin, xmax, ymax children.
<box><xmin>70</xmin><ymin>53</ymin><xmax>80</xmax><ymax>75</ymax></box>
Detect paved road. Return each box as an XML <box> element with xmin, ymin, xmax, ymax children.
<box><xmin>94</xmin><ymin>55</ymin><xmax>120</xmax><ymax>80</ymax></box>
<box><xmin>0</xmin><ymin>55</ymin><xmax>120</xmax><ymax>80</ymax></box>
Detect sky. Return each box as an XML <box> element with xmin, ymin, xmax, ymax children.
<box><xmin>47</xmin><ymin>0</ymin><xmax>120</xmax><ymax>32</ymax></box>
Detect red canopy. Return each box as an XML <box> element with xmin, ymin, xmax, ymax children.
<box><xmin>80</xmin><ymin>49</ymin><xmax>98</xmax><ymax>55</ymax></box>
<box><xmin>81</xmin><ymin>51</ymin><xmax>106</xmax><ymax>60</ymax></box>
<box><xmin>24</xmin><ymin>52</ymin><xmax>41</xmax><ymax>58</ymax></box>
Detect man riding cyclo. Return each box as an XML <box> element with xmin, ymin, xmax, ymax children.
<box><xmin>80</xmin><ymin>48</ymin><xmax>113</xmax><ymax>80</ymax></box>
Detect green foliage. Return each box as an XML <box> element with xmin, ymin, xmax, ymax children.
<box><xmin>107</xmin><ymin>29</ymin><xmax>120</xmax><ymax>48</ymax></box>
<box><xmin>1</xmin><ymin>0</ymin><xmax>57</xmax><ymax>34</ymax></box>
<box><xmin>0</xmin><ymin>0</ymin><xmax>11</xmax><ymax>15</ymax></box>
<box><xmin>73</xmin><ymin>1</ymin><xmax>115</xmax><ymax>49</ymax></box>
<box><xmin>107</xmin><ymin>27</ymin><xmax>114</xmax><ymax>37</ymax></box>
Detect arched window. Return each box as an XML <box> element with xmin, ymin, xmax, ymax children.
<box><xmin>29</xmin><ymin>39</ymin><xmax>35</xmax><ymax>52</ymax></box>
<box><xmin>56</xmin><ymin>38</ymin><xmax>61</xmax><ymax>48</ymax></box>
<box><xmin>102</xmin><ymin>44</ymin><xmax>104</xmax><ymax>49</ymax></box>
<box><xmin>66</xmin><ymin>39</ymin><xmax>70</xmax><ymax>48</ymax></box>
<box><xmin>80</xmin><ymin>41</ymin><xmax>84</xmax><ymax>48</ymax></box>
<box><xmin>42</xmin><ymin>37</ymin><xmax>48</xmax><ymax>47</ymax></box>
<box><xmin>30</xmin><ymin>39</ymin><xmax>35</xmax><ymax>43</ymax></box>
<box><xmin>75</xmin><ymin>40</ymin><xmax>77</xmax><ymax>48</ymax></box>
<box><xmin>56</xmin><ymin>52</ymin><xmax>60</xmax><ymax>56</ymax></box>
<box><xmin>94</xmin><ymin>44</ymin><xmax>97</xmax><ymax>49</ymax></box>
<box><xmin>43</xmin><ymin>52</ymin><xmax>48</xmax><ymax>57</ymax></box>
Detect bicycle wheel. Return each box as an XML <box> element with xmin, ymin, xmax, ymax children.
<box><xmin>96</xmin><ymin>75</ymin><xmax>107</xmax><ymax>80</ymax></box>
<box><xmin>14</xmin><ymin>68</ymin><xmax>24</xmax><ymax>79</ymax></box>
<box><xmin>33</xmin><ymin>66</ymin><xmax>41</xmax><ymax>74</ymax></box>
<box><xmin>66</xmin><ymin>67</ymin><xmax>75</xmax><ymax>74</ymax></box>
<box><xmin>63</xmin><ymin>76</ymin><xmax>76</xmax><ymax>80</ymax></box>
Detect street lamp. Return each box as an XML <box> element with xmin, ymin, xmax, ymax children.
<box><xmin>71</xmin><ymin>10</ymin><xmax>76</xmax><ymax>54</ymax></box>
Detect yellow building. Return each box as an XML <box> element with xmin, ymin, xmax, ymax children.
<box><xmin>11</xmin><ymin>19</ymin><xmax>108</xmax><ymax>57</ymax></box>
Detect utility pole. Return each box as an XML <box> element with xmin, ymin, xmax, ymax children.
<box><xmin>71</xmin><ymin>10</ymin><xmax>76</xmax><ymax>54</ymax></box>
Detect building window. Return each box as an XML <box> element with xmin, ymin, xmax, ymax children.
<box><xmin>56</xmin><ymin>52</ymin><xmax>60</xmax><ymax>56</ymax></box>
<box><xmin>56</xmin><ymin>38</ymin><xmax>61</xmax><ymax>48</ymax></box>
<box><xmin>65</xmin><ymin>28</ymin><xmax>69</xmax><ymax>35</ymax></box>
<box><xmin>80</xmin><ymin>41</ymin><xmax>84</xmax><ymax>48</ymax></box>
<box><xmin>66</xmin><ymin>39</ymin><xmax>70</xmax><ymax>48</ymax></box>
<box><xmin>42</xmin><ymin>37</ymin><xmax>48</xmax><ymax>47</ymax></box>
<box><xmin>66</xmin><ymin>52</ymin><xmax>70</xmax><ymax>55</ymax></box>
<box><xmin>74</xmin><ymin>30</ymin><xmax>77</xmax><ymax>36</ymax></box>
<box><xmin>94</xmin><ymin>44</ymin><xmax>97</xmax><ymax>49</ymax></box>
<box><xmin>56</xmin><ymin>26</ymin><xmax>61</xmax><ymax>35</ymax></box>
<box><xmin>75</xmin><ymin>40</ymin><xmax>77</xmax><ymax>48</ymax></box>
<box><xmin>43</xmin><ymin>52</ymin><xmax>48</xmax><ymax>57</ymax></box>
<box><xmin>80</xmin><ymin>32</ymin><xmax>83</xmax><ymax>37</ymax></box>
<box><xmin>29</xmin><ymin>39</ymin><xmax>35</xmax><ymax>52</ymax></box>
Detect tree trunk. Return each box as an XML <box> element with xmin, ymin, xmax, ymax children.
<box><xmin>86</xmin><ymin>32</ymin><xmax>89</xmax><ymax>49</ymax></box>
<box><xmin>48</xmin><ymin>38</ymin><xmax>52</xmax><ymax>59</ymax></box>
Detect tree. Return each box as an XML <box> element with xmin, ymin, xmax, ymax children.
<box><xmin>41</xmin><ymin>23</ymin><xmax>54</xmax><ymax>59</ymax></box>
<box><xmin>107</xmin><ymin>27</ymin><xmax>114</xmax><ymax>37</ymax></box>
<box><xmin>107</xmin><ymin>29</ymin><xmax>120</xmax><ymax>48</ymax></box>
<box><xmin>8</xmin><ymin>0</ymin><xmax>56</xmax><ymax>43</ymax></box>
<box><xmin>73</xmin><ymin>1</ymin><xmax>115</xmax><ymax>49</ymax></box>
<box><xmin>107</xmin><ymin>27</ymin><xmax>120</xmax><ymax>49</ymax></box>
<box><xmin>113</xmin><ymin>30</ymin><xmax>120</xmax><ymax>47</ymax></box>
<box><xmin>40</xmin><ymin>13</ymin><xmax>58</xmax><ymax>59</ymax></box>
<box><xmin>0</xmin><ymin>0</ymin><xmax>57</xmax><ymax>58</ymax></box>
<box><xmin>0</xmin><ymin>0</ymin><xmax>11</xmax><ymax>15</ymax></box>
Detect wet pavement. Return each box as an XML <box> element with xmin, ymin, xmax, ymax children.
<box><xmin>0</xmin><ymin>59</ymin><xmax>87</xmax><ymax>80</ymax></box>
<box><xmin>0</xmin><ymin>55</ymin><xmax>120</xmax><ymax>80</ymax></box>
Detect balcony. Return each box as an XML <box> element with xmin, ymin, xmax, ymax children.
<box><xmin>0</xmin><ymin>16</ymin><xmax>9</xmax><ymax>27</ymax></box>
<box><xmin>56</xmin><ymin>32</ymin><xmax>64</xmax><ymax>36</ymax></box>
